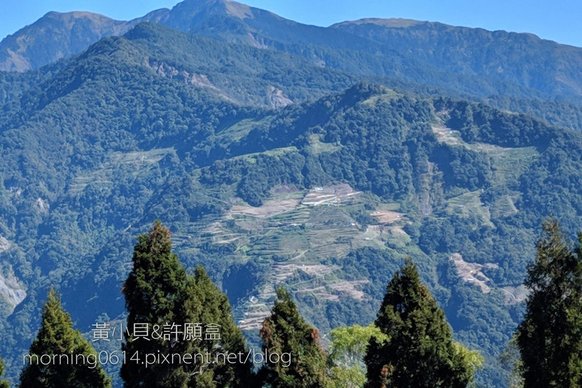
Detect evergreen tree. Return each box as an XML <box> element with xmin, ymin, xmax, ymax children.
<box><xmin>121</xmin><ymin>221</ymin><xmax>199</xmax><ymax>387</ymax></box>
<box><xmin>516</xmin><ymin>220</ymin><xmax>582</xmax><ymax>387</ymax></box>
<box><xmin>188</xmin><ymin>266</ymin><xmax>253</xmax><ymax>387</ymax></box>
<box><xmin>122</xmin><ymin>221</ymin><xmax>253</xmax><ymax>387</ymax></box>
<box><xmin>20</xmin><ymin>289</ymin><xmax>111</xmax><ymax>388</ymax></box>
<box><xmin>0</xmin><ymin>357</ymin><xmax>8</xmax><ymax>388</ymax></box>
<box><xmin>259</xmin><ymin>288</ymin><xmax>327</xmax><ymax>388</ymax></box>
<box><xmin>365</xmin><ymin>260</ymin><xmax>474</xmax><ymax>388</ymax></box>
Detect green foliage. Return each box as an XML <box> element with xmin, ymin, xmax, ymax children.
<box><xmin>327</xmin><ymin>325</ymin><xmax>388</xmax><ymax>388</ymax></box>
<box><xmin>121</xmin><ymin>221</ymin><xmax>195</xmax><ymax>387</ymax></box>
<box><xmin>451</xmin><ymin>343</ymin><xmax>484</xmax><ymax>385</ymax></box>
<box><xmin>121</xmin><ymin>222</ymin><xmax>253</xmax><ymax>387</ymax></box>
<box><xmin>19</xmin><ymin>289</ymin><xmax>111</xmax><ymax>388</ymax></box>
<box><xmin>329</xmin><ymin>325</ymin><xmax>388</xmax><ymax>368</ymax></box>
<box><xmin>260</xmin><ymin>288</ymin><xmax>328</xmax><ymax>387</ymax></box>
<box><xmin>0</xmin><ymin>357</ymin><xmax>8</xmax><ymax>388</ymax></box>
<box><xmin>365</xmin><ymin>260</ymin><xmax>477</xmax><ymax>387</ymax></box>
<box><xmin>188</xmin><ymin>266</ymin><xmax>253</xmax><ymax>387</ymax></box>
<box><xmin>516</xmin><ymin>220</ymin><xmax>582</xmax><ymax>387</ymax></box>
<box><xmin>334</xmin><ymin>20</ymin><xmax>582</xmax><ymax>102</ymax></box>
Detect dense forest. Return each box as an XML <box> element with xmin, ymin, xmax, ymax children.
<box><xmin>5</xmin><ymin>221</ymin><xmax>580</xmax><ymax>387</ymax></box>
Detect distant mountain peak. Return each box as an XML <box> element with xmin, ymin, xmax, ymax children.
<box><xmin>0</xmin><ymin>11</ymin><xmax>129</xmax><ymax>72</ymax></box>
<box><xmin>2</xmin><ymin>0</ymin><xmax>582</xmax><ymax>102</ymax></box>
<box><xmin>224</xmin><ymin>1</ymin><xmax>253</xmax><ymax>19</ymax></box>
<box><xmin>334</xmin><ymin>18</ymin><xmax>425</xmax><ymax>28</ymax></box>
<box><xmin>0</xmin><ymin>8</ymin><xmax>171</xmax><ymax>72</ymax></box>
<box><xmin>168</xmin><ymin>0</ymin><xmax>253</xmax><ymax>19</ymax></box>
<box><xmin>161</xmin><ymin>0</ymin><xmax>261</xmax><ymax>34</ymax></box>
<box><xmin>43</xmin><ymin>10</ymin><xmax>114</xmax><ymax>19</ymax></box>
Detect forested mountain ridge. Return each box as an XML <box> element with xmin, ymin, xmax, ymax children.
<box><xmin>2</xmin><ymin>0</ymin><xmax>582</xmax><ymax>104</ymax></box>
<box><xmin>0</xmin><ymin>2</ymin><xmax>581</xmax><ymax>387</ymax></box>
<box><xmin>333</xmin><ymin>18</ymin><xmax>582</xmax><ymax>98</ymax></box>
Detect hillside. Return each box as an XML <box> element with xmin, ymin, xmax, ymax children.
<box><xmin>0</xmin><ymin>9</ymin><xmax>173</xmax><ymax>72</ymax></box>
<box><xmin>333</xmin><ymin>18</ymin><xmax>582</xmax><ymax>98</ymax></box>
<box><xmin>0</xmin><ymin>19</ymin><xmax>581</xmax><ymax>386</ymax></box>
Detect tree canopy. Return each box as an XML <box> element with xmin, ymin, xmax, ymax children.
<box><xmin>259</xmin><ymin>288</ymin><xmax>327</xmax><ymax>388</ymax></box>
<box><xmin>20</xmin><ymin>289</ymin><xmax>111</xmax><ymax>388</ymax></box>
<box><xmin>516</xmin><ymin>220</ymin><xmax>582</xmax><ymax>387</ymax></box>
<box><xmin>365</xmin><ymin>260</ymin><xmax>478</xmax><ymax>387</ymax></box>
<box><xmin>121</xmin><ymin>221</ymin><xmax>195</xmax><ymax>387</ymax></box>
<box><xmin>327</xmin><ymin>324</ymin><xmax>388</xmax><ymax>388</ymax></box>
<box><xmin>121</xmin><ymin>221</ymin><xmax>253</xmax><ymax>387</ymax></box>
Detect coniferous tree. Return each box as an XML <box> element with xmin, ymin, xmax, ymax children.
<box><xmin>122</xmin><ymin>221</ymin><xmax>253</xmax><ymax>387</ymax></box>
<box><xmin>20</xmin><ymin>289</ymin><xmax>111</xmax><ymax>388</ymax></box>
<box><xmin>516</xmin><ymin>220</ymin><xmax>582</xmax><ymax>387</ymax></box>
<box><xmin>365</xmin><ymin>260</ymin><xmax>474</xmax><ymax>388</ymax></box>
<box><xmin>188</xmin><ymin>267</ymin><xmax>253</xmax><ymax>387</ymax></box>
<box><xmin>121</xmin><ymin>221</ymin><xmax>199</xmax><ymax>387</ymax></box>
<box><xmin>259</xmin><ymin>288</ymin><xmax>327</xmax><ymax>388</ymax></box>
<box><xmin>0</xmin><ymin>357</ymin><xmax>8</xmax><ymax>388</ymax></box>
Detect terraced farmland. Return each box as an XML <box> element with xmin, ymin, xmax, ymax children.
<box><xmin>69</xmin><ymin>148</ymin><xmax>176</xmax><ymax>195</ymax></box>
<box><xmin>168</xmin><ymin>184</ymin><xmax>414</xmax><ymax>330</ymax></box>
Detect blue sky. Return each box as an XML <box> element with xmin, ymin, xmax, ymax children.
<box><xmin>1</xmin><ymin>0</ymin><xmax>581</xmax><ymax>47</ymax></box>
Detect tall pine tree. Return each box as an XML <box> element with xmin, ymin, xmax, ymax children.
<box><xmin>121</xmin><ymin>221</ymin><xmax>199</xmax><ymax>387</ymax></box>
<box><xmin>259</xmin><ymin>288</ymin><xmax>327</xmax><ymax>388</ymax></box>
<box><xmin>188</xmin><ymin>267</ymin><xmax>253</xmax><ymax>387</ymax></box>
<box><xmin>20</xmin><ymin>289</ymin><xmax>111</xmax><ymax>388</ymax></box>
<box><xmin>516</xmin><ymin>220</ymin><xmax>582</xmax><ymax>387</ymax></box>
<box><xmin>122</xmin><ymin>222</ymin><xmax>253</xmax><ymax>387</ymax></box>
<box><xmin>365</xmin><ymin>260</ymin><xmax>474</xmax><ymax>388</ymax></box>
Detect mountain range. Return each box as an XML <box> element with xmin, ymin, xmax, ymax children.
<box><xmin>3</xmin><ymin>0</ymin><xmax>582</xmax><ymax>102</ymax></box>
<box><xmin>0</xmin><ymin>1</ymin><xmax>581</xmax><ymax>387</ymax></box>
<box><xmin>4</xmin><ymin>0</ymin><xmax>582</xmax><ymax>135</ymax></box>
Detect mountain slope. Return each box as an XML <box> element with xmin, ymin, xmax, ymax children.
<box><xmin>2</xmin><ymin>0</ymin><xmax>582</xmax><ymax>105</ymax></box>
<box><xmin>2</xmin><ymin>0</ymin><xmax>582</xmax><ymax>136</ymax></box>
<box><xmin>160</xmin><ymin>0</ymin><xmax>371</xmax><ymax>49</ymax></box>
<box><xmin>0</xmin><ymin>23</ymin><xmax>581</xmax><ymax>386</ymax></box>
<box><xmin>333</xmin><ymin>18</ymin><xmax>582</xmax><ymax>98</ymax></box>
<box><xmin>147</xmin><ymin>0</ymin><xmax>582</xmax><ymax>104</ymax></box>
